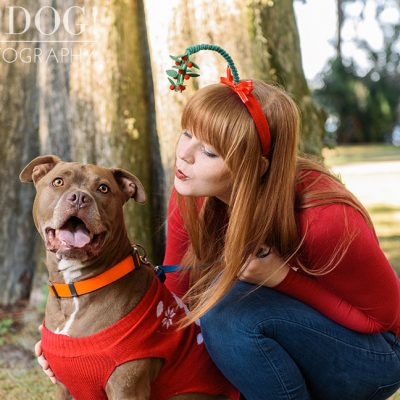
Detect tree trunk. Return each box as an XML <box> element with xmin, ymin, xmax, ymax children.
<box><xmin>247</xmin><ymin>0</ymin><xmax>325</xmax><ymax>156</ymax></box>
<box><xmin>145</xmin><ymin>0</ymin><xmax>325</xmax><ymax>187</ymax></box>
<box><xmin>0</xmin><ymin>1</ymin><xmax>40</xmax><ymax>305</ymax></box>
<box><xmin>337</xmin><ymin>0</ymin><xmax>344</xmax><ymax>60</ymax></box>
<box><xmin>37</xmin><ymin>0</ymin><xmax>164</xmax><ymax>263</ymax></box>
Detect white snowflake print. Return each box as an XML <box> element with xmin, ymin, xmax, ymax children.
<box><xmin>156</xmin><ymin>301</ymin><xmax>164</xmax><ymax>317</ymax></box>
<box><xmin>197</xmin><ymin>332</ymin><xmax>204</xmax><ymax>345</ymax></box>
<box><xmin>162</xmin><ymin>306</ymin><xmax>176</xmax><ymax>329</ymax></box>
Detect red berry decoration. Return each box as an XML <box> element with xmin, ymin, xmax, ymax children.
<box><xmin>167</xmin><ymin>52</ymin><xmax>200</xmax><ymax>94</ymax></box>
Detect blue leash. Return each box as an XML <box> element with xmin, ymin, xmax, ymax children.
<box><xmin>154</xmin><ymin>265</ymin><xmax>182</xmax><ymax>283</ymax></box>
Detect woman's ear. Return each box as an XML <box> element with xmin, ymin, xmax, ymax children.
<box><xmin>260</xmin><ymin>157</ymin><xmax>270</xmax><ymax>176</ymax></box>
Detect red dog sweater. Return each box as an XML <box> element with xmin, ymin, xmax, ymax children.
<box><xmin>41</xmin><ymin>277</ymin><xmax>239</xmax><ymax>400</ymax></box>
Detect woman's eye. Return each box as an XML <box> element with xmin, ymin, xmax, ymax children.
<box><xmin>202</xmin><ymin>147</ymin><xmax>218</xmax><ymax>158</ymax></box>
<box><xmin>204</xmin><ymin>150</ymin><xmax>218</xmax><ymax>158</ymax></box>
<box><xmin>183</xmin><ymin>130</ymin><xmax>192</xmax><ymax>138</ymax></box>
<box><xmin>52</xmin><ymin>178</ymin><xmax>64</xmax><ymax>187</ymax></box>
<box><xmin>98</xmin><ymin>184</ymin><xmax>110</xmax><ymax>194</ymax></box>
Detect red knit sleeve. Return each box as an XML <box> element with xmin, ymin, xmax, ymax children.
<box><xmin>162</xmin><ymin>188</ymin><xmax>190</xmax><ymax>297</ymax></box>
<box><xmin>275</xmin><ymin>203</ymin><xmax>400</xmax><ymax>334</ymax></box>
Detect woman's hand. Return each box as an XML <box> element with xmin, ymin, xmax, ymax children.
<box><xmin>35</xmin><ymin>325</ymin><xmax>56</xmax><ymax>384</ymax></box>
<box><xmin>238</xmin><ymin>246</ymin><xmax>290</xmax><ymax>287</ymax></box>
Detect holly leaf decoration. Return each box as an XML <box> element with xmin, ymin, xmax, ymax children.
<box><xmin>166</xmin><ymin>69</ymin><xmax>178</xmax><ymax>78</ymax></box>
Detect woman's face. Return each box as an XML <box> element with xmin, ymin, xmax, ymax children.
<box><xmin>175</xmin><ymin>130</ymin><xmax>232</xmax><ymax>203</ymax></box>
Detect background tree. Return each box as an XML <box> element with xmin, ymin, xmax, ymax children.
<box><xmin>316</xmin><ymin>0</ymin><xmax>400</xmax><ymax>143</ymax></box>
<box><xmin>145</xmin><ymin>0</ymin><xmax>325</xmax><ymax>190</ymax></box>
<box><xmin>246</xmin><ymin>0</ymin><xmax>325</xmax><ymax>155</ymax></box>
<box><xmin>1</xmin><ymin>0</ymin><xmax>326</xmax><ymax>305</ymax></box>
<box><xmin>0</xmin><ymin>1</ymin><xmax>40</xmax><ymax>306</ymax></box>
<box><xmin>0</xmin><ymin>0</ymin><xmax>164</xmax><ymax>306</ymax></box>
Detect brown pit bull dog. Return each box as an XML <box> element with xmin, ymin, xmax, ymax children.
<box><xmin>20</xmin><ymin>155</ymin><xmax>239</xmax><ymax>400</ymax></box>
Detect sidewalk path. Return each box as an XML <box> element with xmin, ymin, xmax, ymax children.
<box><xmin>330</xmin><ymin>161</ymin><xmax>400</xmax><ymax>207</ymax></box>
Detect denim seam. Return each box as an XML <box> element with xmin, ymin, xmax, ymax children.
<box><xmin>254</xmin><ymin>331</ymin><xmax>297</xmax><ymax>400</ymax></box>
<box><xmin>253</xmin><ymin>317</ymin><xmax>396</xmax><ymax>356</ymax></box>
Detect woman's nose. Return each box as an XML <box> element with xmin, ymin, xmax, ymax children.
<box><xmin>177</xmin><ymin>141</ymin><xmax>195</xmax><ymax>164</ymax></box>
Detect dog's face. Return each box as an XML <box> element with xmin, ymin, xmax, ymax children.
<box><xmin>20</xmin><ymin>155</ymin><xmax>146</xmax><ymax>261</ymax></box>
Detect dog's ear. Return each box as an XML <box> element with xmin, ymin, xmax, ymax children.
<box><xmin>19</xmin><ymin>155</ymin><xmax>62</xmax><ymax>185</ymax></box>
<box><xmin>111</xmin><ymin>168</ymin><xmax>146</xmax><ymax>204</ymax></box>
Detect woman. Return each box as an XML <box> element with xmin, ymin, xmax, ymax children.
<box><xmin>161</xmin><ymin>66</ymin><xmax>400</xmax><ymax>398</ymax></box>
<box><xmin>37</xmin><ymin>48</ymin><xmax>400</xmax><ymax>399</ymax></box>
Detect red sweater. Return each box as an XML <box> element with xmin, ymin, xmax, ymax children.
<box><xmin>42</xmin><ymin>277</ymin><xmax>239</xmax><ymax>400</ymax></box>
<box><xmin>163</xmin><ymin>173</ymin><xmax>400</xmax><ymax>336</ymax></box>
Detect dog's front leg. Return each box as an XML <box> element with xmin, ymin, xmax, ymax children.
<box><xmin>55</xmin><ymin>381</ymin><xmax>74</xmax><ymax>400</ymax></box>
<box><xmin>105</xmin><ymin>358</ymin><xmax>163</xmax><ymax>399</ymax></box>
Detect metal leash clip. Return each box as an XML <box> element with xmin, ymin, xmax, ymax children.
<box><xmin>132</xmin><ymin>243</ymin><xmax>151</xmax><ymax>265</ymax></box>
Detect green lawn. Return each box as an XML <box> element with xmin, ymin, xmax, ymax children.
<box><xmin>323</xmin><ymin>143</ymin><xmax>400</xmax><ymax>166</ymax></box>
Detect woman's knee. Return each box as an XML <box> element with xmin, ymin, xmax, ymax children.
<box><xmin>200</xmin><ymin>281</ymin><xmax>256</xmax><ymax>334</ymax></box>
<box><xmin>200</xmin><ymin>280</ymin><xmax>300</xmax><ymax>334</ymax></box>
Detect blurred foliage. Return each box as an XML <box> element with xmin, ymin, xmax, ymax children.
<box><xmin>314</xmin><ymin>0</ymin><xmax>400</xmax><ymax>144</ymax></box>
<box><xmin>315</xmin><ymin>58</ymin><xmax>399</xmax><ymax>143</ymax></box>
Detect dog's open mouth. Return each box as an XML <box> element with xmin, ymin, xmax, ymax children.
<box><xmin>45</xmin><ymin>216</ymin><xmax>106</xmax><ymax>258</ymax></box>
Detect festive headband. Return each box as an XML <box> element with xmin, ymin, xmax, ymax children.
<box><xmin>166</xmin><ymin>44</ymin><xmax>271</xmax><ymax>158</ymax></box>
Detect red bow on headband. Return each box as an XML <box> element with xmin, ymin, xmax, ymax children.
<box><xmin>220</xmin><ymin>67</ymin><xmax>271</xmax><ymax>157</ymax></box>
<box><xmin>220</xmin><ymin>67</ymin><xmax>253</xmax><ymax>103</ymax></box>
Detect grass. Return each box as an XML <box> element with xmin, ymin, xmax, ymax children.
<box><xmin>367</xmin><ymin>205</ymin><xmax>400</xmax><ymax>274</ymax></box>
<box><xmin>323</xmin><ymin>144</ymin><xmax>400</xmax><ymax>274</ymax></box>
<box><xmin>0</xmin><ymin>365</ymin><xmax>55</xmax><ymax>400</ymax></box>
<box><xmin>323</xmin><ymin>143</ymin><xmax>400</xmax><ymax>166</ymax></box>
<box><xmin>0</xmin><ymin>144</ymin><xmax>399</xmax><ymax>399</ymax></box>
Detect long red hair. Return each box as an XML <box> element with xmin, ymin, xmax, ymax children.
<box><xmin>175</xmin><ymin>81</ymin><xmax>372</xmax><ymax>325</ymax></box>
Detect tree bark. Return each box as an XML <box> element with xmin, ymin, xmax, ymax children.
<box><xmin>37</xmin><ymin>0</ymin><xmax>164</xmax><ymax>263</ymax></box>
<box><xmin>1</xmin><ymin>0</ymin><xmax>163</xmax><ymax>305</ymax></box>
<box><xmin>246</xmin><ymin>0</ymin><xmax>325</xmax><ymax>156</ymax></box>
<box><xmin>0</xmin><ymin>1</ymin><xmax>40</xmax><ymax>305</ymax></box>
<box><xmin>145</xmin><ymin>0</ymin><xmax>325</xmax><ymax>186</ymax></box>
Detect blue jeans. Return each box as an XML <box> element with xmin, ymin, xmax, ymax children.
<box><xmin>200</xmin><ymin>281</ymin><xmax>400</xmax><ymax>400</ymax></box>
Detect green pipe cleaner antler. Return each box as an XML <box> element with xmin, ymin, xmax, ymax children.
<box><xmin>166</xmin><ymin>44</ymin><xmax>240</xmax><ymax>93</ymax></box>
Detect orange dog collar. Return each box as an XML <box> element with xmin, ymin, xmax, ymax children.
<box><xmin>48</xmin><ymin>247</ymin><xmax>143</xmax><ymax>298</ymax></box>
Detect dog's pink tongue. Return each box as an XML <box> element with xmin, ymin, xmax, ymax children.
<box><xmin>57</xmin><ymin>221</ymin><xmax>91</xmax><ymax>248</ymax></box>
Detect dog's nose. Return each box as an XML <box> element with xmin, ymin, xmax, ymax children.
<box><xmin>67</xmin><ymin>191</ymin><xmax>92</xmax><ymax>208</ymax></box>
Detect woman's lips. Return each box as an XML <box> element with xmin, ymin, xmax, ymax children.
<box><xmin>175</xmin><ymin>168</ymin><xmax>189</xmax><ymax>180</ymax></box>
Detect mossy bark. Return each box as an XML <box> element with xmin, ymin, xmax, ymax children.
<box><xmin>37</xmin><ymin>0</ymin><xmax>164</xmax><ymax>263</ymax></box>
<box><xmin>246</xmin><ymin>0</ymin><xmax>325</xmax><ymax>156</ymax></box>
<box><xmin>146</xmin><ymin>0</ymin><xmax>325</xmax><ymax>190</ymax></box>
<box><xmin>0</xmin><ymin>1</ymin><xmax>40</xmax><ymax>305</ymax></box>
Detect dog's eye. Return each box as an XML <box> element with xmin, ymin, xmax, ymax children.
<box><xmin>52</xmin><ymin>178</ymin><xmax>64</xmax><ymax>187</ymax></box>
<box><xmin>98</xmin><ymin>184</ymin><xmax>109</xmax><ymax>194</ymax></box>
